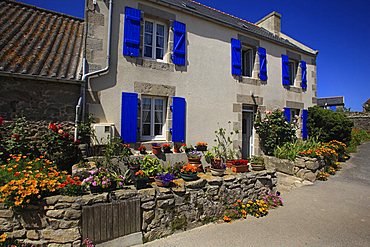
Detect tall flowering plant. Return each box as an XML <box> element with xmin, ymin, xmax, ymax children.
<box><xmin>82</xmin><ymin>167</ymin><xmax>125</xmax><ymax>191</ymax></box>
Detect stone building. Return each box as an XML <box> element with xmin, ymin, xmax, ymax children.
<box><xmin>85</xmin><ymin>0</ymin><xmax>318</xmax><ymax>158</ymax></box>
<box><xmin>0</xmin><ymin>0</ymin><xmax>84</xmax><ymax>122</ymax></box>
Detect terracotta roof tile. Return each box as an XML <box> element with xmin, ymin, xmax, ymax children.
<box><xmin>0</xmin><ymin>0</ymin><xmax>84</xmax><ymax>81</ymax></box>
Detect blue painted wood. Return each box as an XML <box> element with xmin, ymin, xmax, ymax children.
<box><xmin>123</xmin><ymin>7</ymin><xmax>141</xmax><ymax>57</ymax></box>
<box><xmin>171</xmin><ymin>97</ymin><xmax>186</xmax><ymax>143</ymax></box>
<box><xmin>231</xmin><ymin>38</ymin><xmax>241</xmax><ymax>76</ymax></box>
<box><xmin>258</xmin><ymin>47</ymin><xmax>267</xmax><ymax>81</ymax></box>
<box><xmin>172</xmin><ymin>21</ymin><xmax>186</xmax><ymax>66</ymax></box>
<box><xmin>300</xmin><ymin>61</ymin><xmax>307</xmax><ymax>90</ymax></box>
<box><xmin>282</xmin><ymin>54</ymin><xmax>290</xmax><ymax>86</ymax></box>
<box><xmin>284</xmin><ymin>107</ymin><xmax>291</xmax><ymax>122</ymax></box>
<box><xmin>121</xmin><ymin>92</ymin><xmax>138</xmax><ymax>143</ymax></box>
<box><xmin>302</xmin><ymin>109</ymin><xmax>308</xmax><ymax>139</ymax></box>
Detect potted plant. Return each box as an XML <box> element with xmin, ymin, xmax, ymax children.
<box><xmin>250</xmin><ymin>156</ymin><xmax>265</xmax><ymax>171</ymax></box>
<box><xmin>180</xmin><ymin>163</ymin><xmax>198</xmax><ymax>181</ymax></box>
<box><xmin>82</xmin><ymin>167</ymin><xmax>124</xmax><ymax>193</ymax></box>
<box><xmin>186</xmin><ymin>150</ymin><xmax>203</xmax><ymax>172</ymax></box>
<box><xmin>155</xmin><ymin>172</ymin><xmax>175</xmax><ymax>187</ymax></box>
<box><xmin>231</xmin><ymin>159</ymin><xmax>249</xmax><ymax>173</ymax></box>
<box><xmin>162</xmin><ymin>143</ymin><xmax>172</xmax><ymax>153</ymax></box>
<box><xmin>212</xmin><ymin>125</ymin><xmax>240</xmax><ymax>167</ymax></box>
<box><xmin>134</xmin><ymin>170</ymin><xmax>149</xmax><ymax>189</ymax></box>
<box><xmin>138</xmin><ymin>145</ymin><xmax>147</xmax><ymax>155</ymax></box>
<box><xmin>196</xmin><ymin>142</ymin><xmax>208</xmax><ymax>152</ymax></box>
<box><xmin>151</xmin><ymin>143</ymin><xmax>162</xmax><ymax>155</ymax></box>
<box><xmin>181</xmin><ymin>143</ymin><xmax>194</xmax><ymax>153</ymax></box>
<box><xmin>210</xmin><ymin>158</ymin><xmax>226</xmax><ymax>176</ymax></box>
<box><xmin>173</xmin><ymin>143</ymin><xmax>182</xmax><ymax>153</ymax></box>
<box><xmin>140</xmin><ymin>156</ymin><xmax>162</xmax><ymax>179</ymax></box>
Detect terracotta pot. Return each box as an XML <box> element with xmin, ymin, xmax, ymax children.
<box><xmin>231</xmin><ymin>165</ymin><xmax>249</xmax><ymax>173</ymax></box>
<box><xmin>90</xmin><ymin>181</ymin><xmax>117</xmax><ymax>194</ymax></box>
<box><xmin>210</xmin><ymin>167</ymin><xmax>225</xmax><ymax>176</ymax></box>
<box><xmin>196</xmin><ymin>146</ymin><xmax>207</xmax><ymax>152</ymax></box>
<box><xmin>226</xmin><ymin>160</ymin><xmax>234</xmax><ymax>168</ymax></box>
<box><xmin>251</xmin><ymin>163</ymin><xmax>265</xmax><ymax>171</ymax></box>
<box><xmin>173</xmin><ymin>147</ymin><xmax>180</xmax><ymax>153</ymax></box>
<box><xmin>155</xmin><ymin>178</ymin><xmax>171</xmax><ymax>187</ymax></box>
<box><xmin>152</xmin><ymin>146</ymin><xmax>162</xmax><ymax>155</ymax></box>
<box><xmin>163</xmin><ymin>148</ymin><xmax>172</xmax><ymax>153</ymax></box>
<box><xmin>188</xmin><ymin>157</ymin><xmax>203</xmax><ymax>172</ymax></box>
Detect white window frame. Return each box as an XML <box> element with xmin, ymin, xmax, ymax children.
<box><xmin>143</xmin><ymin>19</ymin><xmax>168</xmax><ymax>62</ymax></box>
<box><xmin>288</xmin><ymin>60</ymin><xmax>298</xmax><ymax>86</ymax></box>
<box><xmin>241</xmin><ymin>46</ymin><xmax>255</xmax><ymax>78</ymax></box>
<box><xmin>140</xmin><ymin>96</ymin><xmax>167</xmax><ymax>141</ymax></box>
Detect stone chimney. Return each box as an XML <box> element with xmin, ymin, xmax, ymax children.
<box><xmin>255</xmin><ymin>12</ymin><xmax>281</xmax><ymax>36</ymax></box>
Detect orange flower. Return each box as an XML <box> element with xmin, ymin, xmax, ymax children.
<box><xmin>223</xmin><ymin>215</ymin><xmax>231</xmax><ymax>222</ymax></box>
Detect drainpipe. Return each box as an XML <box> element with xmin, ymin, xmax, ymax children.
<box><xmin>74</xmin><ymin>0</ymin><xmax>113</xmax><ymax>141</ymax></box>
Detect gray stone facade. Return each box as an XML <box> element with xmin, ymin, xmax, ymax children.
<box><xmin>345</xmin><ymin>112</ymin><xmax>370</xmax><ymax>132</ymax></box>
<box><xmin>0</xmin><ymin>76</ymin><xmax>81</xmax><ymax>122</ymax></box>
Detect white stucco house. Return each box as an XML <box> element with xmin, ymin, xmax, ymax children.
<box><xmin>85</xmin><ymin>0</ymin><xmax>318</xmax><ymax>158</ymax></box>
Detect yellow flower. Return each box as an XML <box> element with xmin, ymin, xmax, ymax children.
<box><xmin>0</xmin><ymin>233</ymin><xmax>7</xmax><ymax>243</ymax></box>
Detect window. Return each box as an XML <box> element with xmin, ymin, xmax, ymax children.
<box><xmin>141</xmin><ymin>96</ymin><xmax>166</xmax><ymax>140</ymax></box>
<box><xmin>288</xmin><ymin>60</ymin><xmax>298</xmax><ymax>85</ymax></box>
<box><xmin>242</xmin><ymin>47</ymin><xmax>255</xmax><ymax>77</ymax></box>
<box><xmin>143</xmin><ymin>19</ymin><xmax>167</xmax><ymax>61</ymax></box>
<box><xmin>290</xmin><ymin>108</ymin><xmax>300</xmax><ymax>124</ymax></box>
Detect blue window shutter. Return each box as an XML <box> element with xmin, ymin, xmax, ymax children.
<box><xmin>300</xmin><ymin>61</ymin><xmax>307</xmax><ymax>90</ymax></box>
<box><xmin>282</xmin><ymin>54</ymin><xmax>290</xmax><ymax>85</ymax></box>
<box><xmin>284</xmin><ymin>107</ymin><xmax>291</xmax><ymax>122</ymax></box>
<box><xmin>231</xmin><ymin>38</ymin><xmax>241</xmax><ymax>76</ymax></box>
<box><xmin>302</xmin><ymin>109</ymin><xmax>308</xmax><ymax>139</ymax></box>
<box><xmin>258</xmin><ymin>47</ymin><xmax>267</xmax><ymax>81</ymax></box>
<box><xmin>123</xmin><ymin>7</ymin><xmax>141</xmax><ymax>57</ymax></box>
<box><xmin>171</xmin><ymin>97</ymin><xmax>186</xmax><ymax>142</ymax></box>
<box><xmin>121</xmin><ymin>92</ymin><xmax>138</xmax><ymax>143</ymax></box>
<box><xmin>172</xmin><ymin>21</ymin><xmax>186</xmax><ymax>66</ymax></box>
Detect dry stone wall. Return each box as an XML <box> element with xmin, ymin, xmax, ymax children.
<box><xmin>0</xmin><ymin>170</ymin><xmax>277</xmax><ymax>246</ymax></box>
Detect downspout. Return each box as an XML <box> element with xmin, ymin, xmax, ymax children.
<box><xmin>74</xmin><ymin>0</ymin><xmax>113</xmax><ymax>141</ymax></box>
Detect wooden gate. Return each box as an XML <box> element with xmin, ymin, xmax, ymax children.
<box><xmin>81</xmin><ymin>199</ymin><xmax>141</xmax><ymax>244</ymax></box>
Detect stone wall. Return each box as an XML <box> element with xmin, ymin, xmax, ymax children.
<box><xmin>345</xmin><ymin>112</ymin><xmax>370</xmax><ymax>132</ymax></box>
<box><xmin>264</xmin><ymin>156</ymin><xmax>325</xmax><ymax>182</ymax></box>
<box><xmin>0</xmin><ymin>76</ymin><xmax>81</xmax><ymax>122</ymax></box>
<box><xmin>0</xmin><ymin>170</ymin><xmax>277</xmax><ymax>246</ymax></box>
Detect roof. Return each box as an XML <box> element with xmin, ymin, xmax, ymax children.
<box><xmin>156</xmin><ymin>0</ymin><xmax>317</xmax><ymax>56</ymax></box>
<box><xmin>0</xmin><ymin>0</ymin><xmax>84</xmax><ymax>82</ymax></box>
<box><xmin>317</xmin><ymin>97</ymin><xmax>345</xmax><ymax>107</ymax></box>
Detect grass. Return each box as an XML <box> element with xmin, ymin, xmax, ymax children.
<box><xmin>347</xmin><ymin>129</ymin><xmax>370</xmax><ymax>153</ymax></box>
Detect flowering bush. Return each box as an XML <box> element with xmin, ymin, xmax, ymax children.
<box><xmin>317</xmin><ymin>171</ymin><xmax>330</xmax><ymax>181</ymax></box>
<box><xmin>82</xmin><ymin>238</ymin><xmax>94</xmax><ymax>247</ymax></box>
<box><xmin>262</xmin><ymin>192</ymin><xmax>283</xmax><ymax>209</ymax></box>
<box><xmin>255</xmin><ymin>109</ymin><xmax>297</xmax><ymax>155</ymax></box>
<box><xmin>224</xmin><ymin>199</ymin><xmax>247</xmax><ymax>221</ymax></box>
<box><xmin>180</xmin><ymin>164</ymin><xmax>197</xmax><ymax>175</ymax></box>
<box><xmin>58</xmin><ymin>175</ymin><xmax>85</xmax><ymax>196</ymax></box>
<box><xmin>245</xmin><ymin>199</ymin><xmax>269</xmax><ymax>218</ymax></box>
<box><xmin>0</xmin><ymin>155</ymin><xmax>81</xmax><ymax>207</ymax></box>
<box><xmin>82</xmin><ymin>168</ymin><xmax>125</xmax><ymax>191</ymax></box>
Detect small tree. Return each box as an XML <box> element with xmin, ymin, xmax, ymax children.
<box><xmin>254</xmin><ymin>109</ymin><xmax>297</xmax><ymax>155</ymax></box>
<box><xmin>307</xmin><ymin>106</ymin><xmax>353</xmax><ymax>145</ymax></box>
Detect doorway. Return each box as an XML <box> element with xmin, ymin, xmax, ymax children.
<box><xmin>242</xmin><ymin>105</ymin><xmax>255</xmax><ymax>159</ymax></box>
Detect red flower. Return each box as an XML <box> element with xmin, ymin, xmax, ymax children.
<box><xmin>14</xmin><ymin>172</ymin><xmax>20</xmax><ymax>177</ymax></box>
<box><xmin>63</xmin><ymin>132</ymin><xmax>70</xmax><ymax>138</ymax></box>
<box><xmin>74</xmin><ymin>139</ymin><xmax>81</xmax><ymax>144</ymax></box>
<box><xmin>48</xmin><ymin>123</ymin><xmax>57</xmax><ymax>132</ymax></box>
<box><xmin>11</xmin><ymin>133</ymin><xmax>20</xmax><ymax>141</ymax></box>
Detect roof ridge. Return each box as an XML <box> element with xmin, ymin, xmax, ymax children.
<box><xmin>10</xmin><ymin>0</ymin><xmax>84</xmax><ymax>21</ymax></box>
<box><xmin>187</xmin><ymin>0</ymin><xmax>257</xmax><ymax>27</ymax></box>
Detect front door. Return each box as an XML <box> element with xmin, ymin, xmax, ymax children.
<box><xmin>242</xmin><ymin>106</ymin><xmax>254</xmax><ymax>159</ymax></box>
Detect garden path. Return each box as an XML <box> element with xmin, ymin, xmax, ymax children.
<box><xmin>134</xmin><ymin>142</ymin><xmax>370</xmax><ymax>247</ymax></box>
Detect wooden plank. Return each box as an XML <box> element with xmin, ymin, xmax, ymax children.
<box><xmin>135</xmin><ymin>199</ymin><xmax>141</xmax><ymax>232</ymax></box>
<box><xmin>100</xmin><ymin>204</ymin><xmax>107</xmax><ymax>242</ymax></box>
<box><xmin>93</xmin><ymin>205</ymin><xmax>101</xmax><ymax>243</ymax></box>
<box><xmin>120</xmin><ymin>201</ymin><xmax>127</xmax><ymax>236</ymax></box>
<box><xmin>81</xmin><ymin>207</ymin><xmax>88</xmax><ymax>240</ymax></box>
<box><xmin>87</xmin><ymin>206</ymin><xmax>95</xmax><ymax>242</ymax></box>
<box><xmin>112</xmin><ymin>203</ymin><xmax>119</xmax><ymax>238</ymax></box>
<box><xmin>128</xmin><ymin>200</ymin><xmax>135</xmax><ymax>234</ymax></box>
<box><xmin>106</xmin><ymin>203</ymin><xmax>113</xmax><ymax>241</ymax></box>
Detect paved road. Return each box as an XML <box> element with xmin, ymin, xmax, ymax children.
<box><xmin>137</xmin><ymin>142</ymin><xmax>370</xmax><ymax>247</ymax></box>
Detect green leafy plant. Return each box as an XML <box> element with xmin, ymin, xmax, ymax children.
<box><xmin>250</xmin><ymin>155</ymin><xmax>264</xmax><ymax>165</ymax></box>
<box><xmin>213</xmin><ymin>122</ymin><xmax>240</xmax><ymax>162</ymax></box>
<box><xmin>77</xmin><ymin>114</ymin><xmax>94</xmax><ymax>144</ymax></box>
<box><xmin>273</xmin><ymin>138</ymin><xmax>321</xmax><ymax>161</ymax></box>
<box><xmin>255</xmin><ymin>109</ymin><xmax>297</xmax><ymax>155</ymax></box>
<box><xmin>140</xmin><ymin>156</ymin><xmax>162</xmax><ymax>177</ymax></box>
<box><xmin>307</xmin><ymin>106</ymin><xmax>353</xmax><ymax>145</ymax></box>
<box><xmin>347</xmin><ymin>129</ymin><xmax>370</xmax><ymax>153</ymax></box>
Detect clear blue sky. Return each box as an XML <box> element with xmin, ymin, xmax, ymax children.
<box><xmin>17</xmin><ymin>0</ymin><xmax>370</xmax><ymax>111</ymax></box>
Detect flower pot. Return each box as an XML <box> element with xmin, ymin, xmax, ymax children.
<box><xmin>152</xmin><ymin>146</ymin><xmax>162</xmax><ymax>155</ymax></box>
<box><xmin>226</xmin><ymin>160</ymin><xmax>234</xmax><ymax>168</ymax></box>
<box><xmin>180</xmin><ymin>173</ymin><xmax>198</xmax><ymax>181</ymax></box>
<box><xmin>135</xmin><ymin>178</ymin><xmax>149</xmax><ymax>189</ymax></box>
<box><xmin>163</xmin><ymin>148</ymin><xmax>172</xmax><ymax>154</ymax></box>
<box><xmin>231</xmin><ymin>165</ymin><xmax>249</xmax><ymax>173</ymax></box>
<box><xmin>196</xmin><ymin>146</ymin><xmax>207</xmax><ymax>152</ymax></box>
<box><xmin>90</xmin><ymin>181</ymin><xmax>117</xmax><ymax>194</ymax></box>
<box><xmin>251</xmin><ymin>163</ymin><xmax>265</xmax><ymax>171</ymax></box>
<box><xmin>188</xmin><ymin>158</ymin><xmax>203</xmax><ymax>172</ymax></box>
<box><xmin>210</xmin><ymin>167</ymin><xmax>225</xmax><ymax>176</ymax></box>
<box><xmin>155</xmin><ymin>178</ymin><xmax>171</xmax><ymax>187</ymax></box>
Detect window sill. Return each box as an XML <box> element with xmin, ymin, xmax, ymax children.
<box><xmin>136</xmin><ymin>58</ymin><xmax>175</xmax><ymax>72</ymax></box>
<box><xmin>240</xmin><ymin>77</ymin><xmax>261</xmax><ymax>86</ymax></box>
<box><xmin>286</xmin><ymin>86</ymin><xmax>303</xmax><ymax>93</ymax></box>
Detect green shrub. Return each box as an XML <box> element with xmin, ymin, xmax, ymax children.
<box><xmin>347</xmin><ymin>129</ymin><xmax>370</xmax><ymax>153</ymax></box>
<box><xmin>307</xmin><ymin>106</ymin><xmax>353</xmax><ymax>145</ymax></box>
<box><xmin>255</xmin><ymin>109</ymin><xmax>297</xmax><ymax>155</ymax></box>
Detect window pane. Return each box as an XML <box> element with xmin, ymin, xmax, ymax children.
<box><xmin>142</xmin><ymin>124</ymin><xmax>151</xmax><ymax>136</ymax></box>
<box><xmin>142</xmin><ymin>110</ymin><xmax>151</xmax><ymax>123</ymax></box>
<box><xmin>142</xmin><ymin>98</ymin><xmax>151</xmax><ymax>110</ymax></box>
<box><xmin>145</xmin><ymin>21</ymin><xmax>153</xmax><ymax>33</ymax></box>
<box><xmin>154</xmin><ymin>99</ymin><xmax>164</xmax><ymax>110</ymax></box>
<box><xmin>155</xmin><ymin>111</ymin><xmax>163</xmax><ymax>123</ymax></box>
<box><xmin>156</xmin><ymin>24</ymin><xmax>164</xmax><ymax>36</ymax></box>
<box><xmin>156</xmin><ymin>48</ymin><xmax>163</xmax><ymax>60</ymax></box>
<box><xmin>144</xmin><ymin>34</ymin><xmax>153</xmax><ymax>46</ymax></box>
<box><xmin>156</xmin><ymin>36</ymin><xmax>164</xmax><ymax>48</ymax></box>
<box><xmin>144</xmin><ymin>46</ymin><xmax>152</xmax><ymax>58</ymax></box>
<box><xmin>154</xmin><ymin>124</ymin><xmax>162</xmax><ymax>136</ymax></box>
